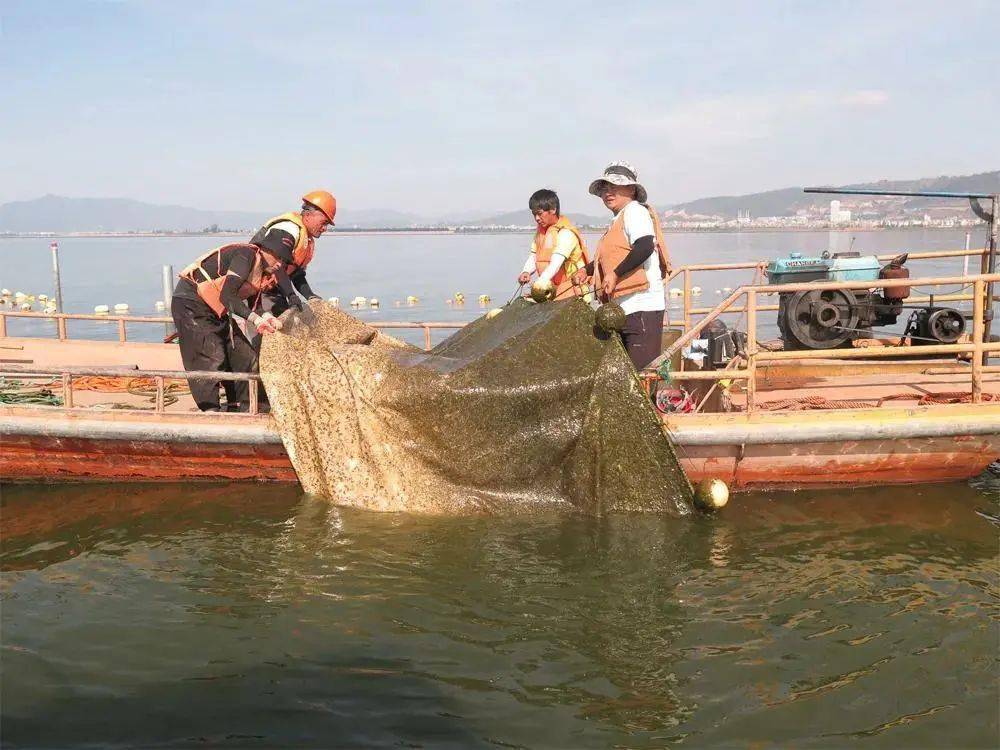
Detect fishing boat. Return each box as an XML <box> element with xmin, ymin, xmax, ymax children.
<box><xmin>2</xmin><ymin>188</ymin><xmax>998</xmax><ymax>491</ymax></box>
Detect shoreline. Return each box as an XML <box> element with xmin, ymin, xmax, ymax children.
<box><xmin>0</xmin><ymin>226</ymin><xmax>983</xmax><ymax>240</ymax></box>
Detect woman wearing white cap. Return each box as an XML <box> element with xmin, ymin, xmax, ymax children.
<box><xmin>576</xmin><ymin>161</ymin><xmax>671</xmax><ymax>369</ymax></box>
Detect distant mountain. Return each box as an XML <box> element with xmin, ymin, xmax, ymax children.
<box><xmin>668</xmin><ymin>171</ymin><xmax>999</xmax><ymax>219</ymax></box>
<box><xmin>3</xmin><ymin>171</ymin><xmax>996</xmax><ymax>232</ymax></box>
<box><xmin>0</xmin><ymin>195</ymin><xmax>266</xmax><ymax>233</ymax></box>
<box><xmin>338</xmin><ymin>208</ymin><xmax>426</xmax><ymax>229</ymax></box>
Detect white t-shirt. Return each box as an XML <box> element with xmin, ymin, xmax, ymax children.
<box><xmin>607</xmin><ymin>201</ymin><xmax>665</xmax><ymax>315</ymax></box>
<box><xmin>521</xmin><ymin>227</ymin><xmax>578</xmax><ymax>283</ymax></box>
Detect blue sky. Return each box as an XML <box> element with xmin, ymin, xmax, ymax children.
<box><xmin>1</xmin><ymin>0</ymin><xmax>996</xmax><ymax>215</ymax></box>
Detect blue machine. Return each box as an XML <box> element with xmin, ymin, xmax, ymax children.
<box><xmin>765</xmin><ymin>251</ymin><xmax>882</xmax><ymax>285</ymax></box>
<box><xmin>765</xmin><ymin>251</ymin><xmax>918</xmax><ymax>350</ymax></box>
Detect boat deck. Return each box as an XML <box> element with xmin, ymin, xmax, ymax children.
<box><xmin>3</xmin><ymin>337</ymin><xmax>200</xmax><ymax>412</ymax></box>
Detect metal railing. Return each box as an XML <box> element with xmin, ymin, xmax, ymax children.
<box><xmin>0</xmin><ymin>310</ymin><xmax>464</xmax><ymax>350</ymax></box>
<box><xmin>648</xmin><ymin>272</ymin><xmax>1000</xmax><ymax>412</ymax></box>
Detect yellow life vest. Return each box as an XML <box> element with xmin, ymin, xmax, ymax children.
<box><xmin>532</xmin><ymin>216</ymin><xmax>591</xmax><ymax>300</ymax></box>
<box><xmin>252</xmin><ymin>212</ymin><xmax>315</xmax><ymax>273</ymax></box>
<box><xmin>179</xmin><ymin>244</ymin><xmax>282</xmax><ymax>318</ymax></box>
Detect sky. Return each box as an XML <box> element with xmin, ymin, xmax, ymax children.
<box><xmin>1</xmin><ymin>0</ymin><xmax>997</xmax><ymax>216</ymax></box>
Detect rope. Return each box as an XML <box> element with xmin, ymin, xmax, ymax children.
<box><xmin>71</xmin><ymin>375</ymin><xmax>190</xmax><ymax>407</ymax></box>
<box><xmin>756</xmin><ymin>391</ymin><xmax>997</xmax><ymax>411</ymax></box>
<box><xmin>0</xmin><ymin>377</ymin><xmax>63</xmax><ymax>406</ymax></box>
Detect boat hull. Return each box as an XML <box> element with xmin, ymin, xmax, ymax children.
<box><xmin>2</xmin><ymin>404</ymin><xmax>997</xmax><ymax>490</ymax></box>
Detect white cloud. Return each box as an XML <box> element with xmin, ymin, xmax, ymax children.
<box><xmin>623</xmin><ymin>89</ymin><xmax>890</xmax><ymax>150</ymax></box>
<box><xmin>841</xmin><ymin>89</ymin><xmax>890</xmax><ymax>108</ymax></box>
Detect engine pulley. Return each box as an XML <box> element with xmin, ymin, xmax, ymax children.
<box><xmin>779</xmin><ymin>288</ymin><xmax>861</xmax><ymax>349</ymax></box>
<box><xmin>923</xmin><ymin>308</ymin><xmax>965</xmax><ymax>344</ymax></box>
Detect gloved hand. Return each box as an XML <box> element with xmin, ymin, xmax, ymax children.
<box><xmin>250</xmin><ymin>311</ymin><xmax>282</xmax><ymax>334</ymax></box>
<box><xmin>573</xmin><ymin>268</ymin><xmax>589</xmax><ymax>286</ymax></box>
<box><xmin>518</xmin><ymin>272</ymin><xmax>532</xmax><ymax>285</ymax></box>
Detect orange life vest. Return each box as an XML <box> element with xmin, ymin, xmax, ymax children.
<box><xmin>532</xmin><ymin>216</ymin><xmax>590</xmax><ymax>299</ymax></box>
<box><xmin>179</xmin><ymin>244</ymin><xmax>282</xmax><ymax>318</ymax></box>
<box><xmin>593</xmin><ymin>203</ymin><xmax>671</xmax><ymax>300</ymax></box>
<box><xmin>251</xmin><ymin>212</ymin><xmax>315</xmax><ymax>275</ymax></box>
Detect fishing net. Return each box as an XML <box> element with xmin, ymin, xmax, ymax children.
<box><xmin>260</xmin><ymin>298</ymin><xmax>691</xmax><ymax>515</ymax></box>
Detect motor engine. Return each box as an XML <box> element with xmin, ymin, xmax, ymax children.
<box><xmin>767</xmin><ymin>251</ymin><xmax>915</xmax><ymax>350</ymax></box>
<box><xmin>903</xmin><ymin>306</ymin><xmax>966</xmax><ymax>345</ymax></box>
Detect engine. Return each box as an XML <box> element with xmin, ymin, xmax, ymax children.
<box><xmin>766</xmin><ymin>251</ymin><xmax>965</xmax><ymax>350</ymax></box>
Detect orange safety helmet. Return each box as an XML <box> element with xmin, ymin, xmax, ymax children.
<box><xmin>302</xmin><ymin>190</ymin><xmax>337</xmax><ymax>224</ymax></box>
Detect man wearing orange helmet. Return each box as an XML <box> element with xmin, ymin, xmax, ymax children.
<box><xmin>250</xmin><ymin>189</ymin><xmax>336</xmax><ymax>314</ymax></box>
<box><xmin>226</xmin><ymin>190</ymin><xmax>337</xmax><ymax>408</ymax></box>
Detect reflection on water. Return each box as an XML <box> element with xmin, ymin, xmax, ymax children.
<box><xmin>1</xmin><ymin>478</ymin><xmax>998</xmax><ymax>748</ymax></box>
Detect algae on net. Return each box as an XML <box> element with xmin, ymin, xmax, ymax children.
<box><xmin>261</xmin><ymin>298</ymin><xmax>692</xmax><ymax>515</ymax></box>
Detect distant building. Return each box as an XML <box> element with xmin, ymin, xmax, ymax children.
<box><xmin>830</xmin><ymin>199</ymin><xmax>852</xmax><ymax>224</ymax></box>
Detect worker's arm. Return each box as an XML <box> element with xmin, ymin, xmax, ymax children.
<box><xmin>613</xmin><ymin>235</ymin><xmax>655</xmax><ymax>276</ymax></box>
<box><xmin>290</xmin><ymin>269</ymin><xmax>320</xmax><ymax>301</ymax></box>
<box><xmin>218</xmin><ymin>249</ymin><xmax>256</xmax><ymax>319</ymax></box>
<box><xmin>518</xmin><ymin>247</ymin><xmax>537</xmax><ymax>284</ymax></box>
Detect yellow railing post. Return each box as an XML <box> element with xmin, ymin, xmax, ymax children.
<box><xmin>57</xmin><ymin>316</ymin><xmax>67</xmax><ymax>340</ymax></box>
<box><xmin>117</xmin><ymin>318</ymin><xmax>127</xmax><ymax>343</ymax></box>
<box><xmin>154</xmin><ymin>376</ymin><xmax>165</xmax><ymax>413</ymax></box>
<box><xmin>746</xmin><ymin>290</ymin><xmax>757</xmax><ymax>414</ymax></box>
<box><xmin>62</xmin><ymin>373</ymin><xmax>73</xmax><ymax>409</ymax></box>
<box><xmin>424</xmin><ymin>325</ymin><xmax>432</xmax><ymax>351</ymax></box>
<box><xmin>683</xmin><ymin>268</ymin><xmax>692</xmax><ymax>331</ymax></box>
<box><xmin>248</xmin><ymin>376</ymin><xmax>258</xmax><ymax>415</ymax></box>
<box><xmin>972</xmin><ymin>279</ymin><xmax>985</xmax><ymax>403</ymax></box>
<box><xmin>0</xmin><ymin>313</ymin><xmax>6</xmax><ymax>338</ymax></box>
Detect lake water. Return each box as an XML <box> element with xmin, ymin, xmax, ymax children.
<box><xmin>1</xmin><ymin>228</ymin><xmax>998</xmax><ymax>747</ymax></box>
<box><xmin>0</xmin><ymin>227</ymin><xmax>990</xmax><ymax>346</ymax></box>
<box><xmin>1</xmin><ymin>479</ymin><xmax>997</xmax><ymax>748</ymax></box>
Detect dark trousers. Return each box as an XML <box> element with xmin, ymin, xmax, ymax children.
<box><xmin>621</xmin><ymin>310</ymin><xmax>664</xmax><ymax>370</ymax></box>
<box><xmin>171</xmin><ymin>296</ymin><xmax>243</xmax><ymax>411</ymax></box>
<box><xmin>226</xmin><ymin>321</ymin><xmax>267</xmax><ymax>408</ymax></box>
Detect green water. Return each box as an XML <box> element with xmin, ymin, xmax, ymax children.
<box><xmin>2</xmin><ymin>478</ymin><xmax>998</xmax><ymax>748</ymax></box>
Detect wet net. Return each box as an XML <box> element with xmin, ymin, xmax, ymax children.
<box><xmin>260</xmin><ymin>298</ymin><xmax>692</xmax><ymax>515</ymax></box>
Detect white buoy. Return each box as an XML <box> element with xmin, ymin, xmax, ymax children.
<box><xmin>668</xmin><ymin>287</ymin><xmax>683</xmax><ymax>297</ymax></box>
<box><xmin>19</xmin><ymin>302</ymin><xmax>32</xmax><ymax>311</ymax></box>
<box><xmin>722</xmin><ymin>287</ymin><xmax>732</xmax><ymax>293</ymax></box>
<box><xmin>406</xmin><ymin>295</ymin><xmax>419</xmax><ymax>305</ymax></box>
<box><xmin>369</xmin><ymin>298</ymin><xmax>380</xmax><ymax>307</ymax></box>
<box><xmin>328</xmin><ymin>297</ymin><xmax>340</xmax><ymax>306</ymax></box>
<box><xmin>95</xmin><ymin>304</ymin><xmax>110</xmax><ymax>314</ymax></box>
<box><xmin>114</xmin><ymin>303</ymin><xmax>129</xmax><ymax>312</ymax></box>
<box><xmin>715</xmin><ymin>289</ymin><xmax>722</xmax><ymax>294</ymax></box>
<box><xmin>694</xmin><ymin>478</ymin><xmax>730</xmax><ymax>512</ymax></box>
<box><xmin>154</xmin><ymin>300</ymin><xmax>165</xmax><ymax>311</ymax></box>
<box><xmin>37</xmin><ymin>294</ymin><xmax>49</xmax><ymax>302</ymax></box>
<box><xmin>691</xmin><ymin>286</ymin><xmax>702</xmax><ymax>296</ymax></box>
